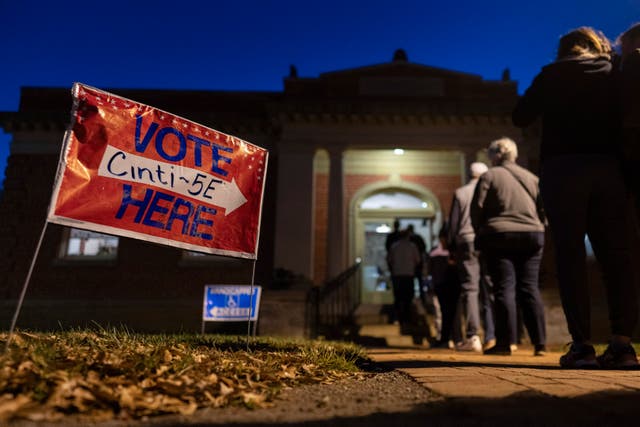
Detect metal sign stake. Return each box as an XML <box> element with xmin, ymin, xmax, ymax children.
<box><xmin>5</xmin><ymin>221</ymin><xmax>49</xmax><ymax>353</ymax></box>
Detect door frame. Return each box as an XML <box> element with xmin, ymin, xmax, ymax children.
<box><xmin>349</xmin><ymin>181</ymin><xmax>442</xmax><ymax>303</ymax></box>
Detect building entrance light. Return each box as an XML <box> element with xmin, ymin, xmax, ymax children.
<box><xmin>376</xmin><ymin>224</ymin><xmax>391</xmax><ymax>233</ymax></box>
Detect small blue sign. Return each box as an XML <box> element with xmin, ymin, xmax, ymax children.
<box><xmin>203</xmin><ymin>285</ymin><xmax>262</xmax><ymax>322</ymax></box>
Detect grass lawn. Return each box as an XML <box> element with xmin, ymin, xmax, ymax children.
<box><xmin>0</xmin><ymin>329</ymin><xmax>368</xmax><ymax>423</ymax></box>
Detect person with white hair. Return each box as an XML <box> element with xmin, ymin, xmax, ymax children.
<box><xmin>470</xmin><ymin>137</ymin><xmax>547</xmax><ymax>356</ymax></box>
<box><xmin>447</xmin><ymin>161</ymin><xmax>492</xmax><ymax>352</ymax></box>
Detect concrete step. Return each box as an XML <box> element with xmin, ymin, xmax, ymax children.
<box><xmin>353</xmin><ymin>303</ymin><xmax>390</xmax><ymax>325</ymax></box>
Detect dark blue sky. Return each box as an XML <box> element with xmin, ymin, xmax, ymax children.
<box><xmin>1</xmin><ymin>0</ymin><xmax>639</xmax><ymax>186</ymax></box>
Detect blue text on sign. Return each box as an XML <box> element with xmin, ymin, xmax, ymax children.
<box><xmin>115</xmin><ymin>184</ymin><xmax>216</xmax><ymax>240</ymax></box>
<box><xmin>134</xmin><ymin>115</ymin><xmax>233</xmax><ymax>176</ymax></box>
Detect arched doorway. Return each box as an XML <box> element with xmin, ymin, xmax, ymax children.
<box><xmin>350</xmin><ymin>183</ymin><xmax>442</xmax><ymax>305</ymax></box>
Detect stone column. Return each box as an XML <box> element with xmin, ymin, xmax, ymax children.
<box><xmin>273</xmin><ymin>142</ymin><xmax>315</xmax><ymax>279</ymax></box>
<box><xmin>326</xmin><ymin>146</ymin><xmax>345</xmax><ymax>279</ymax></box>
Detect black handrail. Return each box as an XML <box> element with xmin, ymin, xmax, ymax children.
<box><xmin>305</xmin><ymin>260</ymin><xmax>362</xmax><ymax>340</ymax></box>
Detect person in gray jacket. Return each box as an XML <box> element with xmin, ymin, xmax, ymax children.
<box><xmin>471</xmin><ymin>137</ymin><xmax>547</xmax><ymax>356</ymax></box>
<box><xmin>448</xmin><ymin>162</ymin><xmax>493</xmax><ymax>352</ymax></box>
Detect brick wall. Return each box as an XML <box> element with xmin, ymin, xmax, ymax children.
<box><xmin>0</xmin><ymin>154</ymin><xmax>58</xmax><ymax>299</ymax></box>
<box><xmin>400</xmin><ymin>175</ymin><xmax>461</xmax><ymax>218</ymax></box>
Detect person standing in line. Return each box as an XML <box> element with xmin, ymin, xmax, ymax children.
<box><xmin>406</xmin><ymin>223</ymin><xmax>438</xmax><ymax>342</ymax></box>
<box><xmin>384</xmin><ymin>219</ymin><xmax>403</xmax><ymax>324</ymax></box>
<box><xmin>385</xmin><ymin>219</ymin><xmax>402</xmax><ymax>252</ymax></box>
<box><xmin>427</xmin><ymin>226</ymin><xmax>462</xmax><ymax>349</ymax></box>
<box><xmin>471</xmin><ymin>138</ymin><xmax>547</xmax><ymax>357</ymax></box>
<box><xmin>407</xmin><ymin>224</ymin><xmax>427</xmax><ymax>255</ymax></box>
<box><xmin>616</xmin><ymin>23</ymin><xmax>640</xmax><ymax>232</ymax></box>
<box><xmin>407</xmin><ymin>223</ymin><xmax>427</xmax><ymax>280</ymax></box>
<box><xmin>615</xmin><ymin>24</ymin><xmax>640</xmax><ymax>355</ymax></box>
<box><xmin>513</xmin><ymin>27</ymin><xmax>638</xmax><ymax>368</ymax></box>
<box><xmin>387</xmin><ymin>230</ymin><xmax>422</xmax><ymax>334</ymax></box>
<box><xmin>447</xmin><ymin>162</ymin><xmax>493</xmax><ymax>352</ymax></box>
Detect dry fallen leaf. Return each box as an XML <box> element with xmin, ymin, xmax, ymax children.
<box><xmin>0</xmin><ymin>394</ymin><xmax>32</xmax><ymax>421</ymax></box>
<box><xmin>241</xmin><ymin>391</ymin><xmax>267</xmax><ymax>407</ymax></box>
<box><xmin>219</xmin><ymin>382</ymin><xmax>234</xmax><ymax>396</ymax></box>
<box><xmin>0</xmin><ymin>331</ymin><xmax>364</xmax><ymax>422</ymax></box>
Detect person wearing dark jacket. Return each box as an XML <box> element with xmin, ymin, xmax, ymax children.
<box><xmin>470</xmin><ymin>138</ymin><xmax>547</xmax><ymax>357</ymax></box>
<box><xmin>513</xmin><ymin>27</ymin><xmax>638</xmax><ymax>369</ymax></box>
<box><xmin>616</xmin><ymin>22</ymin><xmax>640</xmax><ymax>229</ymax></box>
<box><xmin>387</xmin><ymin>230</ymin><xmax>421</xmax><ymax>333</ymax></box>
<box><xmin>427</xmin><ymin>226</ymin><xmax>461</xmax><ymax>349</ymax></box>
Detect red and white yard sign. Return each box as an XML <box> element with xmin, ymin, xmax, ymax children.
<box><xmin>47</xmin><ymin>83</ymin><xmax>268</xmax><ymax>259</ymax></box>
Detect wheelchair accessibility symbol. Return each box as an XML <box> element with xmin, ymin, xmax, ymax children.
<box><xmin>226</xmin><ymin>294</ymin><xmax>238</xmax><ymax>308</ymax></box>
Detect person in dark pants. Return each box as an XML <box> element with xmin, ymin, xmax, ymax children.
<box><xmin>407</xmin><ymin>224</ymin><xmax>427</xmax><ymax>282</ymax></box>
<box><xmin>471</xmin><ymin>137</ymin><xmax>547</xmax><ymax>356</ymax></box>
<box><xmin>448</xmin><ymin>161</ymin><xmax>492</xmax><ymax>352</ymax></box>
<box><xmin>384</xmin><ymin>219</ymin><xmax>403</xmax><ymax>324</ymax></box>
<box><xmin>478</xmin><ymin>254</ymin><xmax>497</xmax><ymax>350</ymax></box>
<box><xmin>616</xmin><ymin>23</ymin><xmax>640</xmax><ymax>230</ymax></box>
<box><xmin>615</xmin><ymin>24</ymin><xmax>640</xmax><ymax>288</ymax></box>
<box><xmin>387</xmin><ymin>230</ymin><xmax>421</xmax><ymax>334</ymax></box>
<box><xmin>427</xmin><ymin>226</ymin><xmax>461</xmax><ymax>349</ymax></box>
<box><xmin>513</xmin><ymin>27</ymin><xmax>638</xmax><ymax>369</ymax></box>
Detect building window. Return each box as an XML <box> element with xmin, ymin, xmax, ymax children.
<box><xmin>60</xmin><ymin>228</ymin><xmax>118</xmax><ymax>260</ymax></box>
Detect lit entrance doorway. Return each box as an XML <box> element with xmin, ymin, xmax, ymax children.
<box><xmin>351</xmin><ymin>185</ymin><xmax>441</xmax><ymax>306</ymax></box>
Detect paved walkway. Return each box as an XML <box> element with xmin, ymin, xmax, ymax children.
<box><xmin>368</xmin><ymin>346</ymin><xmax>640</xmax><ymax>399</ymax></box>
<box><xmin>363</xmin><ymin>323</ymin><xmax>640</xmax><ymax>398</ymax></box>
<box><xmin>361</xmin><ymin>324</ymin><xmax>640</xmax><ymax>425</ymax></box>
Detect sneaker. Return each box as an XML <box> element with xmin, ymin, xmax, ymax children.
<box><xmin>533</xmin><ymin>344</ymin><xmax>548</xmax><ymax>356</ymax></box>
<box><xmin>559</xmin><ymin>343</ymin><xmax>599</xmax><ymax>369</ymax></box>
<box><xmin>456</xmin><ymin>335</ymin><xmax>482</xmax><ymax>352</ymax></box>
<box><xmin>597</xmin><ymin>342</ymin><xmax>639</xmax><ymax>369</ymax></box>
<box><xmin>510</xmin><ymin>344</ymin><xmax>518</xmax><ymax>352</ymax></box>
<box><xmin>483</xmin><ymin>345</ymin><xmax>511</xmax><ymax>356</ymax></box>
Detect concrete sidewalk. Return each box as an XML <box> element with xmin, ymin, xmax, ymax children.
<box><xmin>368</xmin><ymin>346</ymin><xmax>640</xmax><ymax>399</ymax></box>
<box><xmin>358</xmin><ymin>323</ymin><xmax>640</xmax><ymax>425</ymax></box>
<box><xmin>362</xmin><ymin>322</ymin><xmax>640</xmax><ymax>398</ymax></box>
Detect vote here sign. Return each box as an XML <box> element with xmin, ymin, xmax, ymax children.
<box><xmin>47</xmin><ymin>83</ymin><xmax>268</xmax><ymax>259</ymax></box>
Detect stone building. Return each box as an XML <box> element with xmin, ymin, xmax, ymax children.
<box><xmin>0</xmin><ymin>50</ymin><xmax>541</xmax><ymax>336</ymax></box>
